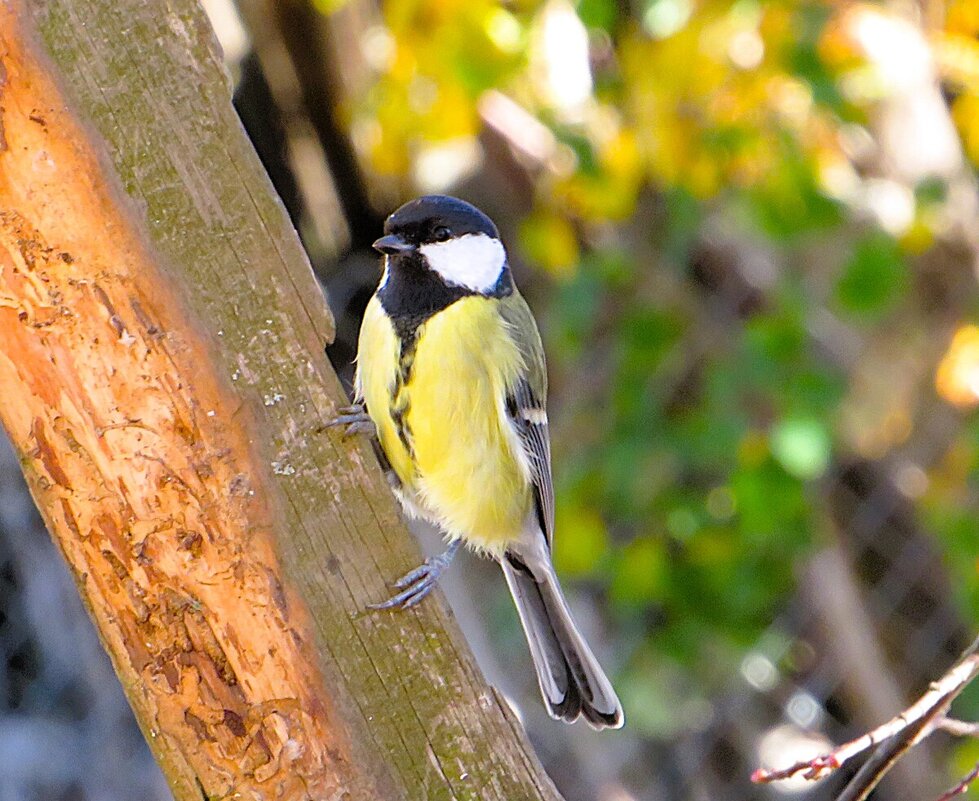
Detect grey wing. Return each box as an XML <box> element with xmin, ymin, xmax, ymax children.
<box><xmin>500</xmin><ymin>291</ymin><xmax>555</xmax><ymax>547</ymax></box>
<box><xmin>508</xmin><ymin>379</ymin><xmax>555</xmax><ymax>547</ymax></box>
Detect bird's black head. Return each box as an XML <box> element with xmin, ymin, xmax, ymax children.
<box><xmin>373</xmin><ymin>196</ymin><xmax>513</xmax><ymax>333</ymax></box>
<box><xmin>374</xmin><ymin>195</ymin><xmax>500</xmax><ymax>254</ymax></box>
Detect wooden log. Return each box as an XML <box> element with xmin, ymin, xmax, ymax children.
<box><xmin>0</xmin><ymin>2</ymin><xmax>563</xmax><ymax>799</ymax></box>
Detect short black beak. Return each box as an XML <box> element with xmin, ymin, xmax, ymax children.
<box><xmin>372</xmin><ymin>234</ymin><xmax>415</xmax><ymax>255</ymax></box>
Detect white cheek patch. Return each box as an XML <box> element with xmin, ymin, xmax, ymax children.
<box><xmin>419</xmin><ymin>233</ymin><xmax>507</xmax><ymax>293</ymax></box>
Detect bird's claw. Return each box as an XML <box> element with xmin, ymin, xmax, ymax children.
<box><xmin>369</xmin><ymin>540</ymin><xmax>461</xmax><ymax>611</ymax></box>
<box><xmin>325</xmin><ymin>404</ymin><xmax>376</xmax><ymax>438</ymax></box>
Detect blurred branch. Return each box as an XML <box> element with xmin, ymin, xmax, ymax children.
<box><xmin>937</xmin><ymin>719</ymin><xmax>979</xmax><ymax>737</ymax></box>
<box><xmin>753</xmin><ymin>633</ymin><xmax>979</xmax><ymax>801</ymax></box>
<box><xmin>232</xmin><ymin>0</ymin><xmax>351</xmax><ymax>261</ymax></box>
<box><xmin>798</xmin><ymin>544</ymin><xmax>937</xmax><ymax>796</ymax></box>
<box><xmin>845</xmin><ymin>4</ymin><xmax>979</xmax><ymax>272</ymax></box>
<box><xmin>238</xmin><ymin>0</ymin><xmax>385</xmax><ymax>249</ymax></box>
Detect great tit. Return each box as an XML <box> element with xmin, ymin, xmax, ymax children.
<box><xmin>349</xmin><ymin>195</ymin><xmax>623</xmax><ymax>729</ymax></box>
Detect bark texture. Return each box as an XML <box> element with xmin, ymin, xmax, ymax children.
<box><xmin>0</xmin><ymin>2</ymin><xmax>563</xmax><ymax>800</ymax></box>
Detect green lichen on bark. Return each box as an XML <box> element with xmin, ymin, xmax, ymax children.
<box><xmin>18</xmin><ymin>1</ymin><xmax>564</xmax><ymax>799</ymax></box>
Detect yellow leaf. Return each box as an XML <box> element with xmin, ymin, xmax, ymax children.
<box><xmin>936</xmin><ymin>324</ymin><xmax>979</xmax><ymax>408</ymax></box>
<box><xmin>519</xmin><ymin>210</ymin><xmax>579</xmax><ymax>276</ymax></box>
<box><xmin>553</xmin><ymin>503</ymin><xmax>608</xmax><ymax>576</ymax></box>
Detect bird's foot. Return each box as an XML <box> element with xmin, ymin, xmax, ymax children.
<box><xmin>369</xmin><ymin>540</ymin><xmax>462</xmax><ymax>610</ymax></box>
<box><xmin>325</xmin><ymin>404</ymin><xmax>376</xmax><ymax>438</ymax></box>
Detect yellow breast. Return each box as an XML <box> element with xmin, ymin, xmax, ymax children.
<box><xmin>356</xmin><ymin>295</ymin><xmax>531</xmax><ymax>553</ymax></box>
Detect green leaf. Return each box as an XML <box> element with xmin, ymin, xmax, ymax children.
<box><xmin>576</xmin><ymin>0</ymin><xmax>619</xmax><ymax>32</ymax></box>
<box><xmin>611</xmin><ymin>536</ymin><xmax>668</xmax><ymax>605</ymax></box>
<box><xmin>835</xmin><ymin>232</ymin><xmax>909</xmax><ymax>318</ymax></box>
<box><xmin>769</xmin><ymin>417</ymin><xmax>831</xmax><ymax>480</ymax></box>
<box><xmin>553</xmin><ymin>503</ymin><xmax>608</xmax><ymax>576</ymax></box>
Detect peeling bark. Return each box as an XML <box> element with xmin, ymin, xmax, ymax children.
<box><xmin>0</xmin><ymin>2</ymin><xmax>562</xmax><ymax>800</ymax></box>
<box><xmin>0</xmin><ymin>12</ymin><xmax>358</xmax><ymax>800</ymax></box>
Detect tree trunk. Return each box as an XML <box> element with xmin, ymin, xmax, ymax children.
<box><xmin>0</xmin><ymin>2</ymin><xmax>563</xmax><ymax>799</ymax></box>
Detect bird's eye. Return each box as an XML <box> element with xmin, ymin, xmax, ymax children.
<box><xmin>432</xmin><ymin>226</ymin><xmax>451</xmax><ymax>242</ymax></box>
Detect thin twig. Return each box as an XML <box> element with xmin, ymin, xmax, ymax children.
<box><xmin>936</xmin><ymin>760</ymin><xmax>979</xmax><ymax>801</ymax></box>
<box><xmin>834</xmin><ymin>702</ymin><xmax>937</xmax><ymax>801</ymax></box>
<box><xmin>937</xmin><ymin>719</ymin><xmax>979</xmax><ymax>737</ymax></box>
<box><xmin>752</xmin><ymin>634</ymin><xmax>979</xmax><ymax>788</ymax></box>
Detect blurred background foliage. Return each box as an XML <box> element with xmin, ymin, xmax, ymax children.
<box><xmin>242</xmin><ymin>0</ymin><xmax>978</xmax><ymax>795</ymax></box>
<box><xmin>3</xmin><ymin>0</ymin><xmax>979</xmax><ymax>800</ymax></box>
<box><xmin>318</xmin><ymin>0</ymin><xmax>979</xmax><ymax>716</ymax></box>
<box><xmin>229</xmin><ymin>0</ymin><xmax>979</xmax><ymax>795</ymax></box>
<box><xmin>302</xmin><ymin>0</ymin><xmax>979</xmax><ymax>794</ymax></box>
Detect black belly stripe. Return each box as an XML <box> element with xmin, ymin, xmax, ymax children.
<box><xmin>390</xmin><ymin>334</ymin><xmax>418</xmax><ymax>460</ymax></box>
<box><xmin>374</xmin><ymin>249</ymin><xmax>516</xmax><ymax>462</ymax></box>
<box><xmin>391</xmin><ymin>393</ymin><xmax>412</xmax><ymax>458</ymax></box>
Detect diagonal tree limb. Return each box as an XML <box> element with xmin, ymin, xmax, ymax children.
<box><xmin>0</xmin><ymin>1</ymin><xmax>565</xmax><ymax>799</ymax></box>
<box><xmin>753</xmin><ymin>634</ymin><xmax>979</xmax><ymax>794</ymax></box>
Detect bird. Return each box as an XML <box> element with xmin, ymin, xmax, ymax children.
<box><xmin>335</xmin><ymin>194</ymin><xmax>623</xmax><ymax>729</ymax></box>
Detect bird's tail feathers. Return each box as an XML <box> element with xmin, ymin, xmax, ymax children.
<box><xmin>501</xmin><ymin>551</ymin><xmax>623</xmax><ymax>729</ymax></box>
